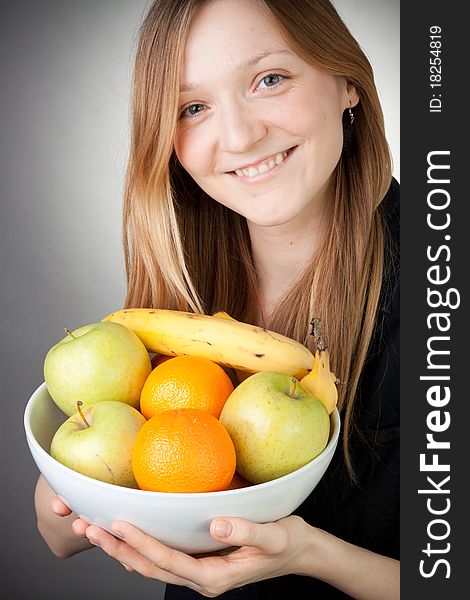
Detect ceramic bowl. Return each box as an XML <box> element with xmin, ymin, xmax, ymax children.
<box><xmin>24</xmin><ymin>382</ymin><xmax>340</xmax><ymax>554</ymax></box>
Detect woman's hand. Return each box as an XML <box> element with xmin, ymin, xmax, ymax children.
<box><xmin>50</xmin><ymin>495</ymin><xmax>72</xmax><ymax>517</ymax></box>
<box><xmin>34</xmin><ymin>475</ymin><xmax>94</xmax><ymax>558</ymax></box>
<box><xmin>50</xmin><ymin>495</ymin><xmax>92</xmax><ymax>539</ymax></box>
<box><xmin>71</xmin><ymin>513</ymin><xmax>399</xmax><ymax>599</ymax></box>
<box><xmin>74</xmin><ymin>515</ymin><xmax>311</xmax><ymax>597</ymax></box>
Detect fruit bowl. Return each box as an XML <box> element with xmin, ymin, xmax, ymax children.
<box><xmin>24</xmin><ymin>382</ymin><xmax>340</xmax><ymax>554</ymax></box>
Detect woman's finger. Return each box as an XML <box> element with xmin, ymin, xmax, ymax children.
<box><xmin>71</xmin><ymin>518</ymin><xmax>89</xmax><ymax>537</ymax></box>
<box><xmin>85</xmin><ymin>525</ymin><xmax>198</xmax><ymax>588</ymax></box>
<box><xmin>109</xmin><ymin>521</ymin><xmax>207</xmax><ymax>584</ymax></box>
<box><xmin>51</xmin><ymin>496</ymin><xmax>72</xmax><ymax>517</ymax></box>
<box><xmin>210</xmin><ymin>517</ymin><xmax>288</xmax><ymax>554</ymax></box>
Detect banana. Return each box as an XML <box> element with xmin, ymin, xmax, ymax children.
<box><xmin>211</xmin><ymin>312</ymin><xmax>258</xmax><ymax>383</ymax></box>
<box><xmin>300</xmin><ymin>349</ymin><xmax>338</xmax><ymax>414</ymax></box>
<box><xmin>211</xmin><ymin>311</ymin><xmax>234</xmax><ymax>320</ymax></box>
<box><xmin>102</xmin><ymin>308</ymin><xmax>314</xmax><ymax>379</ymax></box>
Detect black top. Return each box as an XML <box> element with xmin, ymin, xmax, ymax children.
<box><xmin>165</xmin><ymin>179</ymin><xmax>400</xmax><ymax>600</ymax></box>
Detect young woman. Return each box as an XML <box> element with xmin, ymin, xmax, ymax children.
<box><xmin>35</xmin><ymin>0</ymin><xmax>400</xmax><ymax>597</ymax></box>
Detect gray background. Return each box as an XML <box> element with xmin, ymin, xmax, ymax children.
<box><xmin>0</xmin><ymin>1</ymin><xmax>398</xmax><ymax>598</ymax></box>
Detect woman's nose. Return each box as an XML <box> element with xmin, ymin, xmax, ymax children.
<box><xmin>217</xmin><ymin>100</ymin><xmax>267</xmax><ymax>154</ymax></box>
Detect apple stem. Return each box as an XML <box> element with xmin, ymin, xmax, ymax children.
<box><xmin>77</xmin><ymin>401</ymin><xmax>91</xmax><ymax>428</ymax></box>
<box><xmin>64</xmin><ymin>328</ymin><xmax>76</xmax><ymax>339</ymax></box>
<box><xmin>289</xmin><ymin>377</ymin><xmax>297</xmax><ymax>399</ymax></box>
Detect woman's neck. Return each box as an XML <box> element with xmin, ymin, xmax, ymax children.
<box><xmin>247</xmin><ymin>202</ymin><xmax>329</xmax><ymax>323</ymax></box>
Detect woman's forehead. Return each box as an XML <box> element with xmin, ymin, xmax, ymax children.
<box><xmin>180</xmin><ymin>0</ymin><xmax>294</xmax><ymax>87</ymax></box>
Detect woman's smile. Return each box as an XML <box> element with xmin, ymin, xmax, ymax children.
<box><xmin>227</xmin><ymin>146</ymin><xmax>298</xmax><ymax>182</ymax></box>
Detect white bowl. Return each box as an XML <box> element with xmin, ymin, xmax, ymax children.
<box><xmin>24</xmin><ymin>382</ymin><xmax>340</xmax><ymax>554</ymax></box>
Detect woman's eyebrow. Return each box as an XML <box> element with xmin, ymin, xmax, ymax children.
<box><xmin>179</xmin><ymin>49</ymin><xmax>293</xmax><ymax>93</ymax></box>
<box><xmin>238</xmin><ymin>48</ymin><xmax>293</xmax><ymax>69</ymax></box>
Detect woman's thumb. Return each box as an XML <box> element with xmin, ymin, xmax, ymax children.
<box><xmin>210</xmin><ymin>517</ymin><xmax>279</xmax><ymax>551</ymax></box>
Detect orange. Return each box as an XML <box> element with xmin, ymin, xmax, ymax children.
<box><xmin>132</xmin><ymin>408</ymin><xmax>236</xmax><ymax>493</ymax></box>
<box><xmin>139</xmin><ymin>355</ymin><xmax>234</xmax><ymax>420</ymax></box>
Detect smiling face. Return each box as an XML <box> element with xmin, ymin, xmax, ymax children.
<box><xmin>174</xmin><ymin>0</ymin><xmax>358</xmax><ymax>228</ymax></box>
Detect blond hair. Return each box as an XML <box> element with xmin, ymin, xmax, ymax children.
<box><xmin>123</xmin><ymin>0</ymin><xmax>393</xmax><ymax>480</ymax></box>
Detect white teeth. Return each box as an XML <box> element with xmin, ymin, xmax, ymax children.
<box><xmin>234</xmin><ymin>150</ymin><xmax>289</xmax><ymax>178</ymax></box>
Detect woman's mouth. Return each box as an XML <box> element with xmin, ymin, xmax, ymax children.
<box><xmin>229</xmin><ymin>146</ymin><xmax>297</xmax><ymax>180</ymax></box>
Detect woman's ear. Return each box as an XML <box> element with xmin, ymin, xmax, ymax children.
<box><xmin>345</xmin><ymin>80</ymin><xmax>360</xmax><ymax>109</ymax></box>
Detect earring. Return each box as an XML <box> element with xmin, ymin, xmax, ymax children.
<box><xmin>348</xmin><ymin>102</ymin><xmax>354</xmax><ymax>125</ymax></box>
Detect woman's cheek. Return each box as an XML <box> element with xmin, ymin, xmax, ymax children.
<box><xmin>175</xmin><ymin>128</ymin><xmax>212</xmax><ymax>177</ymax></box>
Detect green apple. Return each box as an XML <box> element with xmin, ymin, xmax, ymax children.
<box><xmin>220</xmin><ymin>371</ymin><xmax>330</xmax><ymax>484</ymax></box>
<box><xmin>44</xmin><ymin>322</ymin><xmax>152</xmax><ymax>416</ymax></box>
<box><xmin>50</xmin><ymin>400</ymin><xmax>146</xmax><ymax>488</ymax></box>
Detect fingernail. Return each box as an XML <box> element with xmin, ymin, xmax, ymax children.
<box><xmin>111</xmin><ymin>525</ymin><xmax>125</xmax><ymax>540</ymax></box>
<box><xmin>214</xmin><ymin>520</ymin><xmax>232</xmax><ymax>538</ymax></box>
<box><xmin>88</xmin><ymin>536</ymin><xmax>100</xmax><ymax>547</ymax></box>
<box><xmin>121</xmin><ymin>563</ymin><xmax>133</xmax><ymax>572</ymax></box>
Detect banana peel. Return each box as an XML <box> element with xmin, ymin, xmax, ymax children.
<box><xmin>300</xmin><ymin>349</ymin><xmax>338</xmax><ymax>414</ymax></box>
<box><xmin>212</xmin><ymin>311</ymin><xmax>252</xmax><ymax>383</ymax></box>
<box><xmin>212</xmin><ymin>311</ymin><xmax>235</xmax><ymax>320</ymax></box>
<box><xmin>212</xmin><ymin>312</ymin><xmax>338</xmax><ymax>399</ymax></box>
<box><xmin>102</xmin><ymin>308</ymin><xmax>314</xmax><ymax>379</ymax></box>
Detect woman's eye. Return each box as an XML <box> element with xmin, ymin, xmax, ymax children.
<box><xmin>180</xmin><ymin>103</ymin><xmax>205</xmax><ymax>119</ymax></box>
<box><xmin>257</xmin><ymin>73</ymin><xmax>285</xmax><ymax>90</ymax></box>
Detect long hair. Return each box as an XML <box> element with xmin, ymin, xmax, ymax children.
<box><xmin>123</xmin><ymin>0</ymin><xmax>393</xmax><ymax>480</ymax></box>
